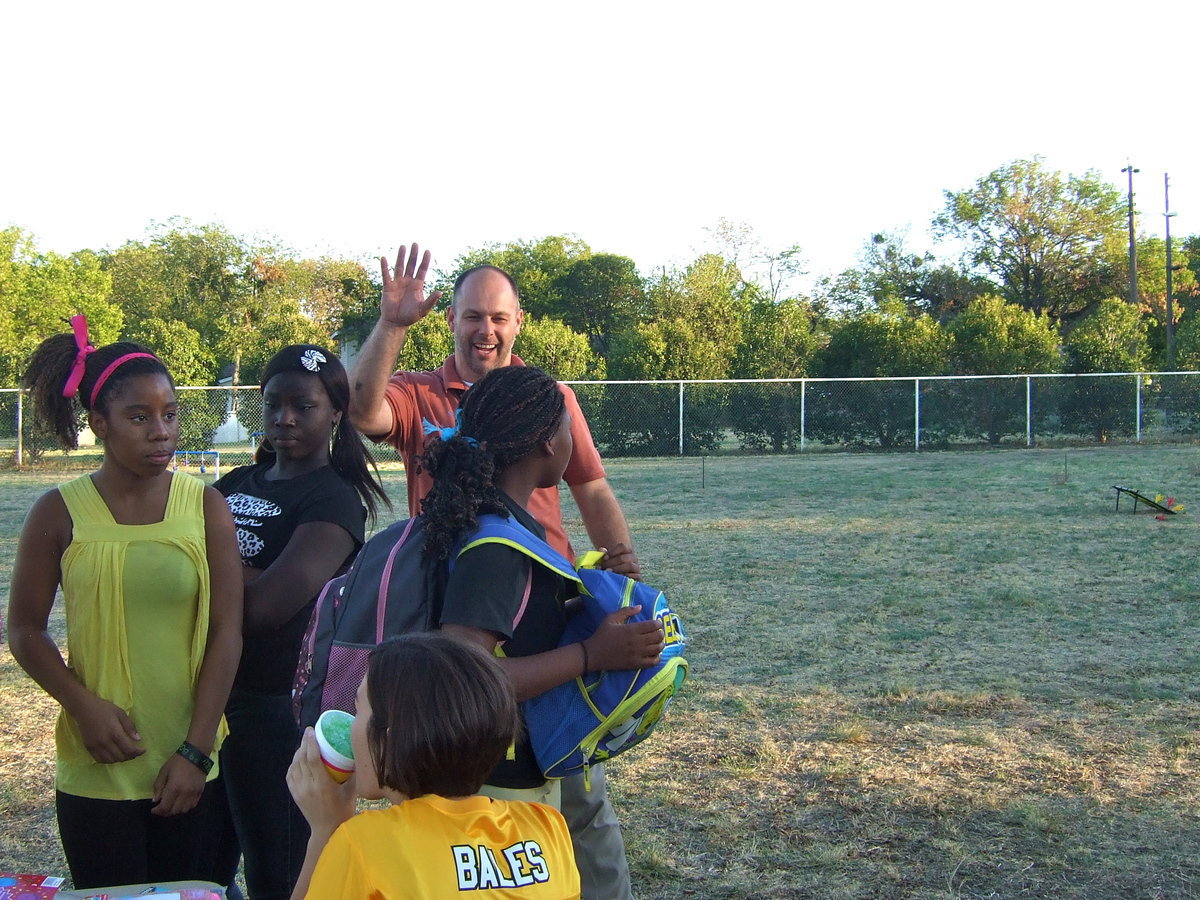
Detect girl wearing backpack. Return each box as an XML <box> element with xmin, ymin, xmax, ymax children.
<box><xmin>286</xmin><ymin>632</ymin><xmax>581</xmax><ymax>899</ymax></box>
<box><xmin>419</xmin><ymin>365</ymin><xmax>666</xmax><ymax>811</ymax></box>
<box><xmin>207</xmin><ymin>345</ymin><xmax>388</xmax><ymax>899</ymax></box>
<box><xmin>6</xmin><ymin>319</ymin><xmax>243</xmax><ymax>890</ymax></box>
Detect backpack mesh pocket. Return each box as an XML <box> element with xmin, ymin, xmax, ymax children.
<box><xmin>322</xmin><ymin>643</ymin><xmax>372</xmax><ymax>715</ymax></box>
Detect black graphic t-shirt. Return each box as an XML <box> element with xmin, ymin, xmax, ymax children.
<box><xmin>214</xmin><ymin>462</ymin><xmax>366</xmax><ymax>693</ymax></box>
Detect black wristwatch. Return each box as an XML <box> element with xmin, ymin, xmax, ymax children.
<box><xmin>176</xmin><ymin>741</ymin><xmax>214</xmax><ymax>775</ymax></box>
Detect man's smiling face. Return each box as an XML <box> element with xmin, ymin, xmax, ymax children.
<box><xmin>447</xmin><ymin>268</ymin><xmax>524</xmax><ymax>382</ymax></box>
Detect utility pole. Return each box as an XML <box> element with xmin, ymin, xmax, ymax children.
<box><xmin>1165</xmin><ymin>173</ymin><xmax>1178</xmax><ymax>369</ymax></box>
<box><xmin>1122</xmin><ymin>164</ymin><xmax>1140</xmax><ymax>304</ymax></box>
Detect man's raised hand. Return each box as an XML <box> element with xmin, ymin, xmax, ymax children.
<box><xmin>379</xmin><ymin>242</ymin><xmax>443</xmax><ymax>329</ymax></box>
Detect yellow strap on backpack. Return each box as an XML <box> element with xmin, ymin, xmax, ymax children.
<box><xmin>575</xmin><ymin>550</ymin><xmax>606</xmax><ymax>570</ymax></box>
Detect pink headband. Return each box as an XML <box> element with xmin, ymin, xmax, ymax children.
<box><xmin>89</xmin><ymin>353</ymin><xmax>159</xmax><ymax>408</ymax></box>
<box><xmin>61</xmin><ymin>315</ymin><xmax>96</xmax><ymax>399</ymax></box>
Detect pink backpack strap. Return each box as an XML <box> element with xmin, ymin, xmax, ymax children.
<box><xmin>376</xmin><ymin>518</ymin><xmax>417</xmax><ymax>644</ymax></box>
<box><xmin>305</xmin><ymin>577</ymin><xmax>339</xmax><ymax>661</ymax></box>
<box><xmin>497</xmin><ymin>564</ymin><xmax>533</xmax><ymax>649</ymax></box>
<box><xmin>513</xmin><ymin>563</ymin><xmax>533</xmax><ymax>631</ymax></box>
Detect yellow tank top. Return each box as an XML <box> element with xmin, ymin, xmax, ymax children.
<box><xmin>56</xmin><ymin>472</ymin><xmax>225</xmax><ymax>800</ymax></box>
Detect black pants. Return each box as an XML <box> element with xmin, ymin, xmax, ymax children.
<box><xmin>206</xmin><ymin>689</ymin><xmax>309</xmax><ymax>899</ymax></box>
<box><xmin>56</xmin><ymin>784</ymin><xmax>216</xmax><ymax>891</ymax></box>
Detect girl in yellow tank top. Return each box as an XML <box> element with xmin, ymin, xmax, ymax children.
<box><xmin>6</xmin><ymin>319</ymin><xmax>243</xmax><ymax>891</ymax></box>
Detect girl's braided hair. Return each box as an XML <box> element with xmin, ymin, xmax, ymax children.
<box><xmin>22</xmin><ymin>333</ymin><xmax>172</xmax><ymax>449</ymax></box>
<box><xmin>419</xmin><ymin>365</ymin><xmax>565</xmax><ymax>562</ymax></box>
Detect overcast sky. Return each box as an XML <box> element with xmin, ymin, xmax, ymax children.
<box><xmin>3</xmin><ymin>0</ymin><xmax>1196</xmax><ymax>292</ymax></box>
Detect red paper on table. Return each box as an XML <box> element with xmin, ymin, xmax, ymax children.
<box><xmin>0</xmin><ymin>873</ymin><xmax>66</xmax><ymax>899</ymax></box>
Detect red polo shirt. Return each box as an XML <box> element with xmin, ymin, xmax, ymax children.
<box><xmin>378</xmin><ymin>355</ymin><xmax>606</xmax><ymax>559</ymax></box>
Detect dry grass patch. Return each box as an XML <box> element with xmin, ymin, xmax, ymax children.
<box><xmin>6</xmin><ymin>448</ymin><xmax>1200</xmax><ymax>896</ymax></box>
<box><xmin>613</xmin><ymin>683</ymin><xmax>1200</xmax><ymax>898</ymax></box>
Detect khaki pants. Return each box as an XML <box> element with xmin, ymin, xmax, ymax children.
<box><xmin>482</xmin><ymin>766</ymin><xmax>633</xmax><ymax>899</ymax></box>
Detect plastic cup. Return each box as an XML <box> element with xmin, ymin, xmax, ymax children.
<box><xmin>314</xmin><ymin>709</ymin><xmax>356</xmax><ymax>783</ymax></box>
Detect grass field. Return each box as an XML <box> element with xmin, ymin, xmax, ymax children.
<box><xmin>4</xmin><ymin>446</ymin><xmax>1200</xmax><ymax>898</ymax></box>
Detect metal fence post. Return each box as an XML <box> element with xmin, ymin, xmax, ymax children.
<box><xmin>914</xmin><ymin>378</ymin><xmax>921</xmax><ymax>450</ymax></box>
<box><xmin>678</xmin><ymin>381</ymin><xmax>684</xmax><ymax>456</ymax></box>
<box><xmin>800</xmin><ymin>379</ymin><xmax>807</xmax><ymax>452</ymax></box>
<box><xmin>1026</xmin><ymin>376</ymin><xmax>1032</xmax><ymax>447</ymax></box>
<box><xmin>16</xmin><ymin>388</ymin><xmax>23</xmax><ymax>469</ymax></box>
<box><xmin>1136</xmin><ymin>374</ymin><xmax>1143</xmax><ymax>442</ymax></box>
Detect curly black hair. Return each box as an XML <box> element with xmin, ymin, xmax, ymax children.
<box><xmin>22</xmin><ymin>331</ymin><xmax>171</xmax><ymax>449</ymax></box>
<box><xmin>419</xmin><ymin>366</ymin><xmax>565</xmax><ymax>562</ymax></box>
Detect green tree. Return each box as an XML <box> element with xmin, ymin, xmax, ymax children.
<box><xmin>935</xmin><ymin>158</ymin><xmax>1126</xmax><ymax>322</ymax></box>
<box><xmin>102</xmin><ymin>241</ymin><xmax>175</xmax><ymax>325</ymax></box>
<box><xmin>234</xmin><ymin>296</ymin><xmax>332</xmax><ymax>385</ymax></box>
<box><xmin>449</xmin><ymin>235</ymin><xmax>592</xmax><ymax>320</ymax></box>
<box><xmin>729</xmin><ymin>291</ymin><xmax>819</xmax><ymax>451</ymax></box>
<box><xmin>390</xmin><ymin>313</ymin><xmax>455</xmax><ymax>373</ymax></box>
<box><xmin>105</xmin><ymin>220</ymin><xmax>264</xmax><ymax>384</ymax></box>
<box><xmin>816</xmin><ymin>232</ymin><xmax>992</xmax><ymax>323</ymax></box>
<box><xmin>819</xmin><ymin>302</ymin><xmax>951</xmax><ymax>379</ymax></box>
<box><xmin>1173</xmin><ymin>313</ymin><xmax>1200</xmax><ymax>369</ymax></box>
<box><xmin>1183</xmin><ymin>235</ymin><xmax>1200</xmax><ymax>289</ymax></box>
<box><xmin>104</xmin><ymin>222</ymin><xmax>358</xmax><ymax>385</ymax></box>
<box><xmin>551</xmin><ymin>254</ymin><xmax>645</xmax><ymax>357</ymax></box>
<box><xmin>948</xmin><ymin>296</ymin><xmax>1061</xmax><ymax>375</ymax></box>
<box><xmin>813</xmin><ymin>302</ymin><xmax>950</xmax><ymax>448</ymax></box>
<box><xmin>0</xmin><ymin>227</ymin><xmax>27</xmax><ymax>381</ymax></box>
<box><xmin>612</xmin><ymin>255</ymin><xmax>743</xmax><ymax>380</ymax></box>
<box><xmin>733</xmin><ymin>292</ymin><xmax>819</xmax><ymax>379</ymax></box>
<box><xmin>124</xmin><ymin>317</ymin><xmax>215</xmax><ymax>386</ymax></box>
<box><xmin>1157</xmin><ymin>304</ymin><xmax>1200</xmax><ymax>434</ymax></box>
<box><xmin>705</xmin><ymin>218</ymin><xmax>806</xmax><ymax>302</ymax></box>
<box><xmin>0</xmin><ymin>235</ymin><xmax>120</xmax><ymax>385</ymax></box>
<box><xmin>1119</xmin><ymin>237</ymin><xmax>1199</xmax><ymax>366</ymax></box>
<box><xmin>516</xmin><ymin>316</ymin><xmax>604</xmax><ymax>381</ymax></box>
<box><xmin>1061</xmin><ymin>298</ymin><xmax>1149</xmax><ymax>441</ymax></box>
<box><xmin>945</xmin><ymin>296</ymin><xmax>1061</xmax><ymax>444</ymax></box>
<box><xmin>259</xmin><ymin>256</ymin><xmax>378</xmax><ymax>340</ymax></box>
<box><xmin>1064</xmin><ymin>298</ymin><xmax>1149</xmax><ymax>374</ymax></box>
<box><xmin>598</xmin><ymin>255</ymin><xmax>744</xmax><ymax>455</ymax></box>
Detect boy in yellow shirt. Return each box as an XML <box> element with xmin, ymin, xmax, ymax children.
<box><xmin>286</xmin><ymin>633</ymin><xmax>580</xmax><ymax>900</ymax></box>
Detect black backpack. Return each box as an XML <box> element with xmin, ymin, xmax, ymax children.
<box><xmin>292</xmin><ymin>515</ymin><xmax>535</xmax><ymax>727</ymax></box>
<box><xmin>293</xmin><ymin>516</ymin><xmax>441</xmax><ymax>726</ymax></box>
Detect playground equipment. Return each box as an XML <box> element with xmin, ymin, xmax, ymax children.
<box><xmin>173</xmin><ymin>449</ymin><xmax>220</xmax><ymax>479</ymax></box>
<box><xmin>1112</xmin><ymin>485</ymin><xmax>1181</xmax><ymax>514</ymax></box>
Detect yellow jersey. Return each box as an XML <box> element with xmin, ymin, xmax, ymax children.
<box><xmin>306</xmin><ymin>794</ymin><xmax>580</xmax><ymax>899</ymax></box>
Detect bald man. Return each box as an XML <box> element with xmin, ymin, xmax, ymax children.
<box><xmin>348</xmin><ymin>243</ymin><xmax>640</xmax><ymax>900</ymax></box>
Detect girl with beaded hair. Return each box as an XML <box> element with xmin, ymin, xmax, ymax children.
<box><xmin>6</xmin><ymin>316</ymin><xmax>243</xmax><ymax>890</ymax></box>
<box><xmin>418</xmin><ymin>365</ymin><xmax>665</xmax><ymax>816</ymax></box>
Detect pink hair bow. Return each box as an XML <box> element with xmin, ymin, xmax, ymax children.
<box><xmin>61</xmin><ymin>314</ymin><xmax>96</xmax><ymax>398</ymax></box>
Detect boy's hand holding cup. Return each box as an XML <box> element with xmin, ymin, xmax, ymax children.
<box><xmin>288</xmin><ymin>716</ymin><xmax>358</xmax><ymax>838</ymax></box>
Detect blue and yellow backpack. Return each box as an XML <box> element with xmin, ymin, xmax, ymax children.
<box><xmin>462</xmin><ymin>517</ymin><xmax>689</xmax><ymax>781</ymax></box>
<box><xmin>295</xmin><ymin>512</ymin><xmax>688</xmax><ymax>780</ymax></box>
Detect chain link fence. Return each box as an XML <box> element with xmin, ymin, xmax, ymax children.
<box><xmin>4</xmin><ymin>373</ymin><xmax>1200</xmax><ymax>469</ymax></box>
<box><xmin>571</xmin><ymin>372</ymin><xmax>1200</xmax><ymax>455</ymax></box>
